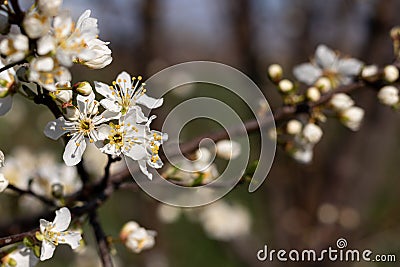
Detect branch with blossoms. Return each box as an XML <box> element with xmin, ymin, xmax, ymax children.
<box><xmin>0</xmin><ymin>1</ymin><xmax>400</xmax><ymax>267</ymax></box>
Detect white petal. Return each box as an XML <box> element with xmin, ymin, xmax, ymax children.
<box><xmin>125</xmin><ymin>145</ymin><xmax>147</xmax><ymax>160</ymax></box>
<box><xmin>52</xmin><ymin>207</ymin><xmax>71</xmax><ymax>232</ymax></box>
<box><xmin>138</xmin><ymin>160</ymin><xmax>152</xmax><ymax>180</ymax></box>
<box><xmin>293</xmin><ymin>63</ymin><xmax>322</xmax><ymax>85</ymax></box>
<box><xmin>0</xmin><ymin>173</ymin><xmax>9</xmax><ymax>192</ymax></box>
<box><xmin>37</xmin><ymin>35</ymin><xmax>55</xmax><ymax>55</ymax></box>
<box><xmin>100</xmin><ymin>98</ymin><xmax>120</xmax><ymax>112</ymax></box>
<box><xmin>96</xmin><ymin>124</ymin><xmax>112</xmax><ymax>140</ymax></box>
<box><xmin>100</xmin><ymin>143</ymin><xmax>119</xmax><ymax>156</ymax></box>
<box><xmin>0</xmin><ymin>95</ymin><xmax>12</xmax><ymax>116</ymax></box>
<box><xmin>40</xmin><ymin>219</ymin><xmax>51</xmax><ymax>234</ymax></box>
<box><xmin>63</xmin><ymin>135</ymin><xmax>87</xmax><ymax>166</ymax></box>
<box><xmin>116</xmin><ymin>71</ymin><xmax>132</xmax><ymax>95</ymax></box>
<box><xmin>44</xmin><ymin>117</ymin><xmax>68</xmax><ymax>140</ymax></box>
<box><xmin>136</xmin><ymin>94</ymin><xmax>163</xmax><ymax>109</ymax></box>
<box><xmin>40</xmin><ymin>240</ymin><xmax>56</xmax><ymax>261</ymax></box>
<box><xmin>125</xmin><ymin>106</ymin><xmax>148</xmax><ymax>123</ymax></box>
<box><xmin>315</xmin><ymin>45</ymin><xmax>337</xmax><ymax>69</ymax></box>
<box><xmin>94</xmin><ymin>81</ymin><xmax>116</xmax><ymax>100</ymax></box>
<box><xmin>337</xmin><ymin>58</ymin><xmax>364</xmax><ymax>76</ymax></box>
<box><xmin>77</xmin><ymin>92</ymin><xmax>95</xmax><ymax>112</ymax></box>
<box><xmin>59</xmin><ymin>232</ymin><xmax>82</xmax><ymax>249</ymax></box>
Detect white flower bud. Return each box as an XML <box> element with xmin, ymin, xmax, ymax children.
<box><xmin>315</xmin><ymin>77</ymin><xmax>332</xmax><ymax>93</ymax></box>
<box><xmin>53</xmin><ymin>89</ymin><xmax>72</xmax><ymax>103</ymax></box>
<box><xmin>74</xmin><ymin>82</ymin><xmax>93</xmax><ymax>96</ymax></box>
<box><xmin>216</xmin><ymin>140</ymin><xmax>241</xmax><ymax>160</ymax></box>
<box><xmin>268</xmin><ymin>64</ymin><xmax>283</xmax><ymax>82</ymax></box>
<box><xmin>306</xmin><ymin>87</ymin><xmax>321</xmax><ymax>102</ymax></box>
<box><xmin>340</xmin><ymin>106</ymin><xmax>364</xmax><ymax>131</ymax></box>
<box><xmin>361</xmin><ymin>65</ymin><xmax>379</xmax><ymax>82</ymax></box>
<box><xmin>303</xmin><ymin>123</ymin><xmax>323</xmax><ymax>144</ymax></box>
<box><xmin>278</xmin><ymin>79</ymin><xmax>294</xmax><ymax>93</ymax></box>
<box><xmin>377</xmin><ymin>86</ymin><xmax>399</xmax><ymax>106</ymax></box>
<box><xmin>292</xmin><ymin>148</ymin><xmax>313</xmax><ymax>164</ymax></box>
<box><xmin>286</xmin><ymin>119</ymin><xmax>302</xmax><ymax>135</ymax></box>
<box><xmin>64</xmin><ymin>106</ymin><xmax>80</xmax><ymax>121</ymax></box>
<box><xmin>330</xmin><ymin>93</ymin><xmax>354</xmax><ymax>112</ymax></box>
<box><xmin>0</xmin><ymin>173</ymin><xmax>9</xmax><ymax>192</ymax></box>
<box><xmin>383</xmin><ymin>65</ymin><xmax>399</xmax><ymax>83</ymax></box>
<box><xmin>120</xmin><ymin>221</ymin><xmax>156</xmax><ymax>254</ymax></box>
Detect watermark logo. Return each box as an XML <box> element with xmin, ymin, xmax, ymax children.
<box><xmin>125</xmin><ymin>61</ymin><xmax>276</xmax><ymax>207</ymax></box>
<box><xmin>257</xmin><ymin>238</ymin><xmax>396</xmax><ymax>263</ymax></box>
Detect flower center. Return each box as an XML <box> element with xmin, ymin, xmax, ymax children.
<box><xmin>79</xmin><ymin>118</ymin><xmax>93</xmax><ymax>135</ymax></box>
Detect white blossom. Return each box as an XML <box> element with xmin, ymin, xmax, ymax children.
<box><xmin>38</xmin><ymin>207</ymin><xmax>82</xmax><ymax>261</ymax></box>
<box><xmin>1</xmin><ymin>246</ymin><xmax>39</xmax><ymax>267</ymax></box>
<box><xmin>361</xmin><ymin>65</ymin><xmax>379</xmax><ymax>81</ymax></box>
<box><xmin>0</xmin><ymin>60</ymin><xmax>17</xmax><ymax>116</ymax></box>
<box><xmin>294</xmin><ymin>45</ymin><xmax>363</xmax><ymax>87</ymax></box>
<box><xmin>95</xmin><ymin>71</ymin><xmax>163</xmax><ymax>115</ymax></box>
<box><xmin>198</xmin><ymin>201</ymin><xmax>251</xmax><ymax>241</ymax></box>
<box><xmin>216</xmin><ymin>140</ymin><xmax>241</xmax><ymax>160</ymax></box>
<box><xmin>23</xmin><ymin>10</ymin><xmax>51</xmax><ymax>39</ymax></box>
<box><xmin>28</xmin><ymin>57</ymin><xmax>71</xmax><ymax>91</ymax></box>
<box><xmin>44</xmin><ymin>93</ymin><xmax>119</xmax><ymax>166</ymax></box>
<box><xmin>377</xmin><ymin>86</ymin><xmax>399</xmax><ymax>106</ymax></box>
<box><xmin>292</xmin><ymin>146</ymin><xmax>314</xmax><ymax>164</ymax></box>
<box><xmin>0</xmin><ymin>34</ymin><xmax>29</xmax><ymax>63</ymax></box>
<box><xmin>340</xmin><ymin>106</ymin><xmax>364</xmax><ymax>131</ymax></box>
<box><xmin>302</xmin><ymin>123</ymin><xmax>323</xmax><ymax>144</ymax></box>
<box><xmin>120</xmin><ymin>221</ymin><xmax>156</xmax><ymax>253</ymax></box>
<box><xmin>330</xmin><ymin>93</ymin><xmax>354</xmax><ymax>112</ymax></box>
<box><xmin>79</xmin><ymin>39</ymin><xmax>112</xmax><ymax>69</ymax></box>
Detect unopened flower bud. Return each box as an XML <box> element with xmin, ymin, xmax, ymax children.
<box><xmin>303</xmin><ymin>123</ymin><xmax>323</xmax><ymax>144</ymax></box>
<box><xmin>315</xmin><ymin>77</ymin><xmax>331</xmax><ymax>93</ymax></box>
<box><xmin>383</xmin><ymin>65</ymin><xmax>399</xmax><ymax>83</ymax></box>
<box><xmin>64</xmin><ymin>106</ymin><xmax>80</xmax><ymax>121</ymax></box>
<box><xmin>330</xmin><ymin>93</ymin><xmax>354</xmax><ymax>112</ymax></box>
<box><xmin>53</xmin><ymin>89</ymin><xmax>72</xmax><ymax>103</ymax></box>
<box><xmin>377</xmin><ymin>85</ymin><xmax>399</xmax><ymax>106</ymax></box>
<box><xmin>51</xmin><ymin>183</ymin><xmax>64</xmax><ymax>199</ymax></box>
<box><xmin>216</xmin><ymin>140</ymin><xmax>241</xmax><ymax>160</ymax></box>
<box><xmin>286</xmin><ymin>119</ymin><xmax>302</xmax><ymax>135</ymax></box>
<box><xmin>73</xmin><ymin>82</ymin><xmax>93</xmax><ymax>96</ymax></box>
<box><xmin>306</xmin><ymin>87</ymin><xmax>321</xmax><ymax>102</ymax></box>
<box><xmin>278</xmin><ymin>79</ymin><xmax>294</xmax><ymax>93</ymax></box>
<box><xmin>268</xmin><ymin>64</ymin><xmax>283</xmax><ymax>83</ymax></box>
<box><xmin>390</xmin><ymin>26</ymin><xmax>400</xmax><ymax>41</ymax></box>
<box><xmin>340</xmin><ymin>106</ymin><xmax>364</xmax><ymax>131</ymax></box>
<box><xmin>361</xmin><ymin>65</ymin><xmax>379</xmax><ymax>82</ymax></box>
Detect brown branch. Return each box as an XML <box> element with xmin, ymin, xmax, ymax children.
<box><xmin>0</xmin><ymin>59</ymin><xmax>26</xmax><ymax>74</ymax></box>
<box><xmin>7</xmin><ymin>184</ymin><xmax>55</xmax><ymax>207</ymax></box>
<box><xmin>89</xmin><ymin>211</ymin><xmax>113</xmax><ymax>267</ymax></box>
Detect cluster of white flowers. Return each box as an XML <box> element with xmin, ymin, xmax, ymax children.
<box><xmin>0</xmin><ymin>0</ymin><xmax>112</xmax><ymax>117</ymax></box>
<box><xmin>44</xmin><ymin>71</ymin><xmax>167</xmax><ymax>179</ymax></box>
<box><xmin>119</xmin><ymin>221</ymin><xmax>156</xmax><ymax>253</ymax></box>
<box><xmin>269</xmin><ymin>45</ymin><xmax>367</xmax><ymax>164</ymax></box>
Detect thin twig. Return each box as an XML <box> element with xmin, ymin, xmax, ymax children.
<box><xmin>0</xmin><ymin>59</ymin><xmax>26</xmax><ymax>73</ymax></box>
<box><xmin>89</xmin><ymin>211</ymin><xmax>113</xmax><ymax>267</ymax></box>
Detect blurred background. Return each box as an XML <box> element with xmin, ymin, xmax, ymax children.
<box><xmin>2</xmin><ymin>0</ymin><xmax>400</xmax><ymax>266</ymax></box>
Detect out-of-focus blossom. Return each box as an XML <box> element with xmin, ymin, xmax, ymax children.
<box><xmin>377</xmin><ymin>86</ymin><xmax>399</xmax><ymax>106</ymax></box>
<box><xmin>294</xmin><ymin>45</ymin><xmax>363</xmax><ymax>87</ymax></box>
<box><xmin>278</xmin><ymin>79</ymin><xmax>294</xmax><ymax>93</ymax></box>
<box><xmin>1</xmin><ymin>246</ymin><xmax>39</xmax><ymax>267</ymax></box>
<box><xmin>383</xmin><ymin>65</ymin><xmax>399</xmax><ymax>83</ymax></box>
<box><xmin>38</xmin><ymin>207</ymin><xmax>82</xmax><ymax>261</ymax></box>
<box><xmin>198</xmin><ymin>200</ymin><xmax>251</xmax><ymax>241</ymax></box>
<box><xmin>267</xmin><ymin>64</ymin><xmax>283</xmax><ymax>82</ymax></box>
<box><xmin>157</xmin><ymin>204</ymin><xmax>182</xmax><ymax>224</ymax></box>
<box><xmin>0</xmin><ymin>34</ymin><xmax>29</xmax><ymax>63</ymax></box>
<box><xmin>28</xmin><ymin>57</ymin><xmax>71</xmax><ymax>91</ymax></box>
<box><xmin>286</xmin><ymin>119</ymin><xmax>302</xmax><ymax>135</ymax></box>
<box><xmin>361</xmin><ymin>65</ymin><xmax>379</xmax><ymax>82</ymax></box>
<box><xmin>120</xmin><ymin>221</ymin><xmax>156</xmax><ymax>253</ymax></box>
<box><xmin>23</xmin><ymin>10</ymin><xmax>51</xmax><ymax>39</ymax></box>
<box><xmin>329</xmin><ymin>93</ymin><xmax>354</xmax><ymax>112</ymax></box>
<box><xmin>38</xmin><ymin>0</ymin><xmax>63</xmax><ymax>16</ymax></box>
<box><xmin>302</xmin><ymin>123</ymin><xmax>323</xmax><ymax>144</ymax></box>
<box><xmin>306</xmin><ymin>87</ymin><xmax>321</xmax><ymax>102</ymax></box>
<box><xmin>340</xmin><ymin>106</ymin><xmax>365</xmax><ymax>131</ymax></box>
<box><xmin>216</xmin><ymin>140</ymin><xmax>241</xmax><ymax>160</ymax></box>
<box><xmin>0</xmin><ymin>60</ymin><xmax>17</xmax><ymax>116</ymax></box>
